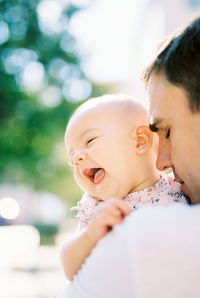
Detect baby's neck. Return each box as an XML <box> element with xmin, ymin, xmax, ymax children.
<box><xmin>130</xmin><ymin>172</ymin><xmax>161</xmax><ymax>193</ymax></box>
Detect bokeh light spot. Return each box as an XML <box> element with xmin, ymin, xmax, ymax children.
<box><xmin>60</xmin><ymin>32</ymin><xmax>76</xmax><ymax>54</ymax></box>
<box><xmin>10</xmin><ymin>22</ymin><xmax>28</xmax><ymax>40</ymax></box>
<box><xmin>40</xmin><ymin>86</ymin><xmax>62</xmax><ymax>108</ymax></box>
<box><xmin>4</xmin><ymin>5</ymin><xmax>27</xmax><ymax>23</ymax></box>
<box><xmin>0</xmin><ymin>197</ymin><xmax>20</xmax><ymax>220</ymax></box>
<box><xmin>63</xmin><ymin>78</ymin><xmax>92</xmax><ymax>102</ymax></box>
<box><xmin>37</xmin><ymin>0</ymin><xmax>63</xmax><ymax>34</ymax></box>
<box><xmin>48</xmin><ymin>58</ymin><xmax>67</xmax><ymax>80</ymax></box>
<box><xmin>0</xmin><ymin>21</ymin><xmax>10</xmax><ymax>44</ymax></box>
<box><xmin>22</xmin><ymin>61</ymin><xmax>45</xmax><ymax>92</ymax></box>
<box><xmin>3</xmin><ymin>48</ymin><xmax>38</xmax><ymax>74</ymax></box>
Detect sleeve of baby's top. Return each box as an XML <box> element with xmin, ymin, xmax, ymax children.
<box><xmin>71</xmin><ymin>193</ymin><xmax>97</xmax><ymax>223</ymax></box>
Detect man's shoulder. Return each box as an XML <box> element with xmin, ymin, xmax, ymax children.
<box><xmin>94</xmin><ymin>203</ymin><xmax>200</xmax><ymax>258</ymax></box>
<box><xmin>119</xmin><ymin>204</ymin><xmax>200</xmax><ymax>247</ymax></box>
<box><xmin>125</xmin><ymin>204</ymin><xmax>200</xmax><ymax>298</ymax></box>
<box><xmin>62</xmin><ymin>204</ymin><xmax>200</xmax><ymax>298</ymax></box>
<box><xmin>123</xmin><ymin>203</ymin><xmax>200</xmax><ymax>230</ymax></box>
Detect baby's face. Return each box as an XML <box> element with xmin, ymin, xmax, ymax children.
<box><xmin>65</xmin><ymin>104</ymin><xmax>141</xmax><ymax>200</ymax></box>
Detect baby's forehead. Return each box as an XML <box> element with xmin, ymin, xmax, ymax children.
<box><xmin>68</xmin><ymin>102</ymin><xmax>129</xmax><ymax>130</ymax></box>
<box><xmin>67</xmin><ymin>103</ymin><xmax>118</xmax><ymax>132</ymax></box>
<box><xmin>73</xmin><ymin>99</ymin><xmax>145</xmax><ymax>119</ymax></box>
<box><xmin>66</xmin><ymin>98</ymin><xmax>147</xmax><ymax>136</ymax></box>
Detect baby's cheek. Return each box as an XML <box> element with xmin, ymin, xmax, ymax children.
<box><xmin>89</xmin><ymin>154</ymin><xmax>106</xmax><ymax>166</ymax></box>
<box><xmin>74</xmin><ymin>170</ymin><xmax>82</xmax><ymax>185</ymax></box>
<box><xmin>74</xmin><ymin>171</ymin><xmax>90</xmax><ymax>193</ymax></box>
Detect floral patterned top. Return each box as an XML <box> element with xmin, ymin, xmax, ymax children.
<box><xmin>71</xmin><ymin>174</ymin><xmax>188</xmax><ymax>223</ymax></box>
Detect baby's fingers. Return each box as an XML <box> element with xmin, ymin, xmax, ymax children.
<box><xmin>98</xmin><ymin>210</ymin><xmax>124</xmax><ymax>227</ymax></box>
<box><xmin>107</xmin><ymin>198</ymin><xmax>131</xmax><ymax>217</ymax></box>
<box><xmin>105</xmin><ymin>214</ymin><xmax>123</xmax><ymax>227</ymax></box>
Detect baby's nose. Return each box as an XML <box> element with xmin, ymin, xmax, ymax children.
<box><xmin>73</xmin><ymin>152</ymin><xmax>86</xmax><ymax>166</ymax></box>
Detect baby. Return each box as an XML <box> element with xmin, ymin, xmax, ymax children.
<box><xmin>61</xmin><ymin>94</ymin><xmax>187</xmax><ymax>281</ymax></box>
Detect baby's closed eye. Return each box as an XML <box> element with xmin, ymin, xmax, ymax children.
<box><xmin>86</xmin><ymin>137</ymin><xmax>98</xmax><ymax>145</ymax></box>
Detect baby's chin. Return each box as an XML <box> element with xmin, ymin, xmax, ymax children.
<box><xmin>88</xmin><ymin>193</ymin><xmax>114</xmax><ymax>201</ymax></box>
<box><xmin>88</xmin><ymin>190</ymin><xmax>127</xmax><ymax>201</ymax></box>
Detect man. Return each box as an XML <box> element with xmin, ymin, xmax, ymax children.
<box><xmin>58</xmin><ymin>16</ymin><xmax>200</xmax><ymax>298</ymax></box>
<box><xmin>144</xmin><ymin>16</ymin><xmax>200</xmax><ymax>205</ymax></box>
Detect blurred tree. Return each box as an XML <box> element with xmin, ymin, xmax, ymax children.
<box><xmin>0</xmin><ymin>0</ymin><xmax>106</xmax><ymax>206</ymax></box>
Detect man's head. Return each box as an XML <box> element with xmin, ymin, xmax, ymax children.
<box><xmin>143</xmin><ymin>16</ymin><xmax>200</xmax><ymax>203</ymax></box>
<box><xmin>65</xmin><ymin>94</ymin><xmax>159</xmax><ymax>200</ymax></box>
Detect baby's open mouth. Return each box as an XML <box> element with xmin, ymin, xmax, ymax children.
<box><xmin>82</xmin><ymin>168</ymin><xmax>105</xmax><ymax>184</ymax></box>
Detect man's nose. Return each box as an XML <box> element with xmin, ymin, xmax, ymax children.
<box><xmin>156</xmin><ymin>143</ymin><xmax>172</xmax><ymax>171</ymax></box>
<box><xmin>73</xmin><ymin>152</ymin><xmax>86</xmax><ymax>166</ymax></box>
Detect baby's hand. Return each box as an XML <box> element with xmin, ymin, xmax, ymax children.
<box><xmin>85</xmin><ymin>198</ymin><xmax>131</xmax><ymax>244</ymax></box>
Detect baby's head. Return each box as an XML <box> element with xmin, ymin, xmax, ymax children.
<box><xmin>65</xmin><ymin>94</ymin><xmax>159</xmax><ymax>200</ymax></box>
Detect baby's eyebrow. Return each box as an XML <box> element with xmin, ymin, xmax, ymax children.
<box><xmin>80</xmin><ymin>128</ymin><xmax>98</xmax><ymax>138</ymax></box>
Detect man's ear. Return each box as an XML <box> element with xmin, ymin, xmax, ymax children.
<box><xmin>134</xmin><ymin>125</ymin><xmax>153</xmax><ymax>155</ymax></box>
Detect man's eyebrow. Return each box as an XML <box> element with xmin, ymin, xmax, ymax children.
<box><xmin>149</xmin><ymin>118</ymin><xmax>162</xmax><ymax>132</ymax></box>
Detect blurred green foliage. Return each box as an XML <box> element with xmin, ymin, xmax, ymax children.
<box><xmin>33</xmin><ymin>221</ymin><xmax>59</xmax><ymax>245</ymax></box>
<box><xmin>0</xmin><ymin>0</ymin><xmax>106</xmax><ymax>207</ymax></box>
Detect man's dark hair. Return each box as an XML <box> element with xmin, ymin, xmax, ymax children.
<box><xmin>142</xmin><ymin>16</ymin><xmax>200</xmax><ymax>112</ymax></box>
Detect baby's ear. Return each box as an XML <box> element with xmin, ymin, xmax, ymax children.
<box><xmin>134</xmin><ymin>125</ymin><xmax>153</xmax><ymax>155</ymax></box>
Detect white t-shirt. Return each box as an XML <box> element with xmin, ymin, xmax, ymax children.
<box><xmin>58</xmin><ymin>204</ymin><xmax>200</xmax><ymax>298</ymax></box>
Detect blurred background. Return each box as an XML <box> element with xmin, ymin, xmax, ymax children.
<box><xmin>0</xmin><ymin>0</ymin><xmax>199</xmax><ymax>297</ymax></box>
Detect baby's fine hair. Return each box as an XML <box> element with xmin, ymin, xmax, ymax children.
<box><xmin>69</xmin><ymin>94</ymin><xmax>147</xmax><ymax>122</ymax></box>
